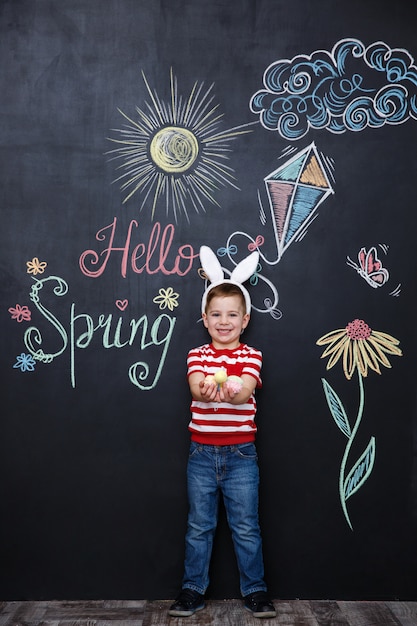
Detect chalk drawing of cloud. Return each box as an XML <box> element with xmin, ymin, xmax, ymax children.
<box><xmin>250</xmin><ymin>38</ymin><xmax>417</xmax><ymax>140</ymax></box>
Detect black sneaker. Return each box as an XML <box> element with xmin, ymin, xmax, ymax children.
<box><xmin>244</xmin><ymin>591</ymin><xmax>276</xmax><ymax>618</ymax></box>
<box><xmin>168</xmin><ymin>588</ymin><xmax>205</xmax><ymax>617</ymax></box>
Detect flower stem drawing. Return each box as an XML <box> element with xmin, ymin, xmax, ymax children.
<box><xmin>317</xmin><ymin>319</ymin><xmax>402</xmax><ymax>529</ymax></box>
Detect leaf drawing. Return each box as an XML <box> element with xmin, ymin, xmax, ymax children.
<box><xmin>343</xmin><ymin>436</ymin><xmax>376</xmax><ymax>501</ymax></box>
<box><xmin>321</xmin><ymin>378</ymin><xmax>351</xmax><ymax>437</ymax></box>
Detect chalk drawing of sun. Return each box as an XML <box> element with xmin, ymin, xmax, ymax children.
<box><xmin>107</xmin><ymin>69</ymin><xmax>254</xmax><ymax>222</ymax></box>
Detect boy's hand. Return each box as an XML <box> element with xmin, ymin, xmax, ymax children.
<box><xmin>199</xmin><ymin>378</ymin><xmax>220</xmax><ymax>402</ymax></box>
<box><xmin>199</xmin><ymin>379</ymin><xmax>242</xmax><ymax>403</ymax></box>
<box><xmin>192</xmin><ymin>373</ymin><xmax>255</xmax><ymax>404</ymax></box>
<box><xmin>218</xmin><ymin>385</ymin><xmax>239</xmax><ymax>403</ymax></box>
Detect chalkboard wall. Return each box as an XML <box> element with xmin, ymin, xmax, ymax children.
<box><xmin>2</xmin><ymin>0</ymin><xmax>417</xmax><ymax>601</ymax></box>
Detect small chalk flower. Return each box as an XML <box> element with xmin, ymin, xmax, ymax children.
<box><xmin>153</xmin><ymin>287</ymin><xmax>179</xmax><ymax>311</ymax></box>
<box><xmin>8</xmin><ymin>304</ymin><xmax>31</xmax><ymax>322</ymax></box>
<box><xmin>26</xmin><ymin>257</ymin><xmax>47</xmax><ymax>275</ymax></box>
<box><xmin>13</xmin><ymin>353</ymin><xmax>36</xmax><ymax>372</ymax></box>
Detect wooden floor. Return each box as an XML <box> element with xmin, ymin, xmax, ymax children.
<box><xmin>1</xmin><ymin>600</ymin><xmax>417</xmax><ymax>626</ymax></box>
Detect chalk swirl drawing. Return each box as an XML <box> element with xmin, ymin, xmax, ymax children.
<box><xmin>250</xmin><ymin>38</ymin><xmax>417</xmax><ymax>140</ymax></box>
<box><xmin>107</xmin><ymin>69</ymin><xmax>256</xmax><ymax>222</ymax></box>
<box><xmin>13</xmin><ymin>353</ymin><xmax>36</xmax><ymax>372</ymax></box>
<box><xmin>317</xmin><ymin>319</ymin><xmax>402</xmax><ymax>529</ymax></box>
<box><xmin>347</xmin><ymin>246</ymin><xmax>390</xmax><ymax>288</ymax></box>
<box><xmin>8</xmin><ymin>304</ymin><xmax>31</xmax><ymax>322</ymax></box>
<box><xmin>26</xmin><ymin>257</ymin><xmax>47</xmax><ymax>275</ymax></box>
<box><xmin>153</xmin><ymin>287</ymin><xmax>179</xmax><ymax>311</ymax></box>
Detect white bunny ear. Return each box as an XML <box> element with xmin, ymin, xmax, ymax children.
<box><xmin>230</xmin><ymin>251</ymin><xmax>259</xmax><ymax>284</ymax></box>
<box><xmin>199</xmin><ymin>246</ymin><xmax>224</xmax><ymax>283</ymax></box>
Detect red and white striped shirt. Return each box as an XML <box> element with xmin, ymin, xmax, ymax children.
<box><xmin>187</xmin><ymin>343</ymin><xmax>262</xmax><ymax>445</ymax></box>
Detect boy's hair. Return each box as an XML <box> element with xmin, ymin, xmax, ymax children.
<box><xmin>205</xmin><ymin>283</ymin><xmax>246</xmax><ymax>313</ymax></box>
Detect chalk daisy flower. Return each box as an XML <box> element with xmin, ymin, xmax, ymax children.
<box><xmin>317</xmin><ymin>319</ymin><xmax>402</xmax><ymax>529</ymax></box>
<box><xmin>153</xmin><ymin>287</ymin><xmax>179</xmax><ymax>311</ymax></box>
<box><xmin>316</xmin><ymin>318</ymin><xmax>402</xmax><ymax>380</ymax></box>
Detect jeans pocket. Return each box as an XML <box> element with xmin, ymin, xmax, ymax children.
<box><xmin>189</xmin><ymin>441</ymin><xmax>201</xmax><ymax>458</ymax></box>
<box><xmin>236</xmin><ymin>443</ymin><xmax>258</xmax><ymax>460</ymax></box>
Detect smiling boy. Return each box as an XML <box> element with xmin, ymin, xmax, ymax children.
<box><xmin>169</xmin><ymin>249</ymin><xmax>276</xmax><ymax>619</ymax></box>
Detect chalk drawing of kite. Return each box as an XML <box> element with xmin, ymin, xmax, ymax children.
<box><xmin>264</xmin><ymin>142</ymin><xmax>334</xmax><ymax>259</ymax></box>
<box><xmin>107</xmin><ymin>69</ymin><xmax>255</xmax><ymax>222</ymax></box>
<box><xmin>217</xmin><ymin>142</ymin><xmax>334</xmax><ymax>318</ymax></box>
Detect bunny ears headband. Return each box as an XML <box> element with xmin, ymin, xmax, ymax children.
<box><xmin>200</xmin><ymin>245</ymin><xmax>259</xmax><ymax>315</ymax></box>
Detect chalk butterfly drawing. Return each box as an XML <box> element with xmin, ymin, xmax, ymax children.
<box><xmin>346</xmin><ymin>246</ymin><xmax>389</xmax><ymax>288</ymax></box>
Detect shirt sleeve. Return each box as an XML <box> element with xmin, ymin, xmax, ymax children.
<box><xmin>187</xmin><ymin>346</ymin><xmax>205</xmax><ymax>377</ymax></box>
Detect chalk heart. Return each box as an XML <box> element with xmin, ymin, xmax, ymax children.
<box><xmin>115</xmin><ymin>299</ymin><xmax>128</xmax><ymax>311</ymax></box>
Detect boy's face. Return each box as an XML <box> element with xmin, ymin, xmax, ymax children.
<box><xmin>203</xmin><ymin>294</ymin><xmax>249</xmax><ymax>349</ymax></box>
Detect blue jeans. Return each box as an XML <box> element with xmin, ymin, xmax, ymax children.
<box><xmin>182</xmin><ymin>442</ymin><xmax>267</xmax><ymax>597</ymax></box>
